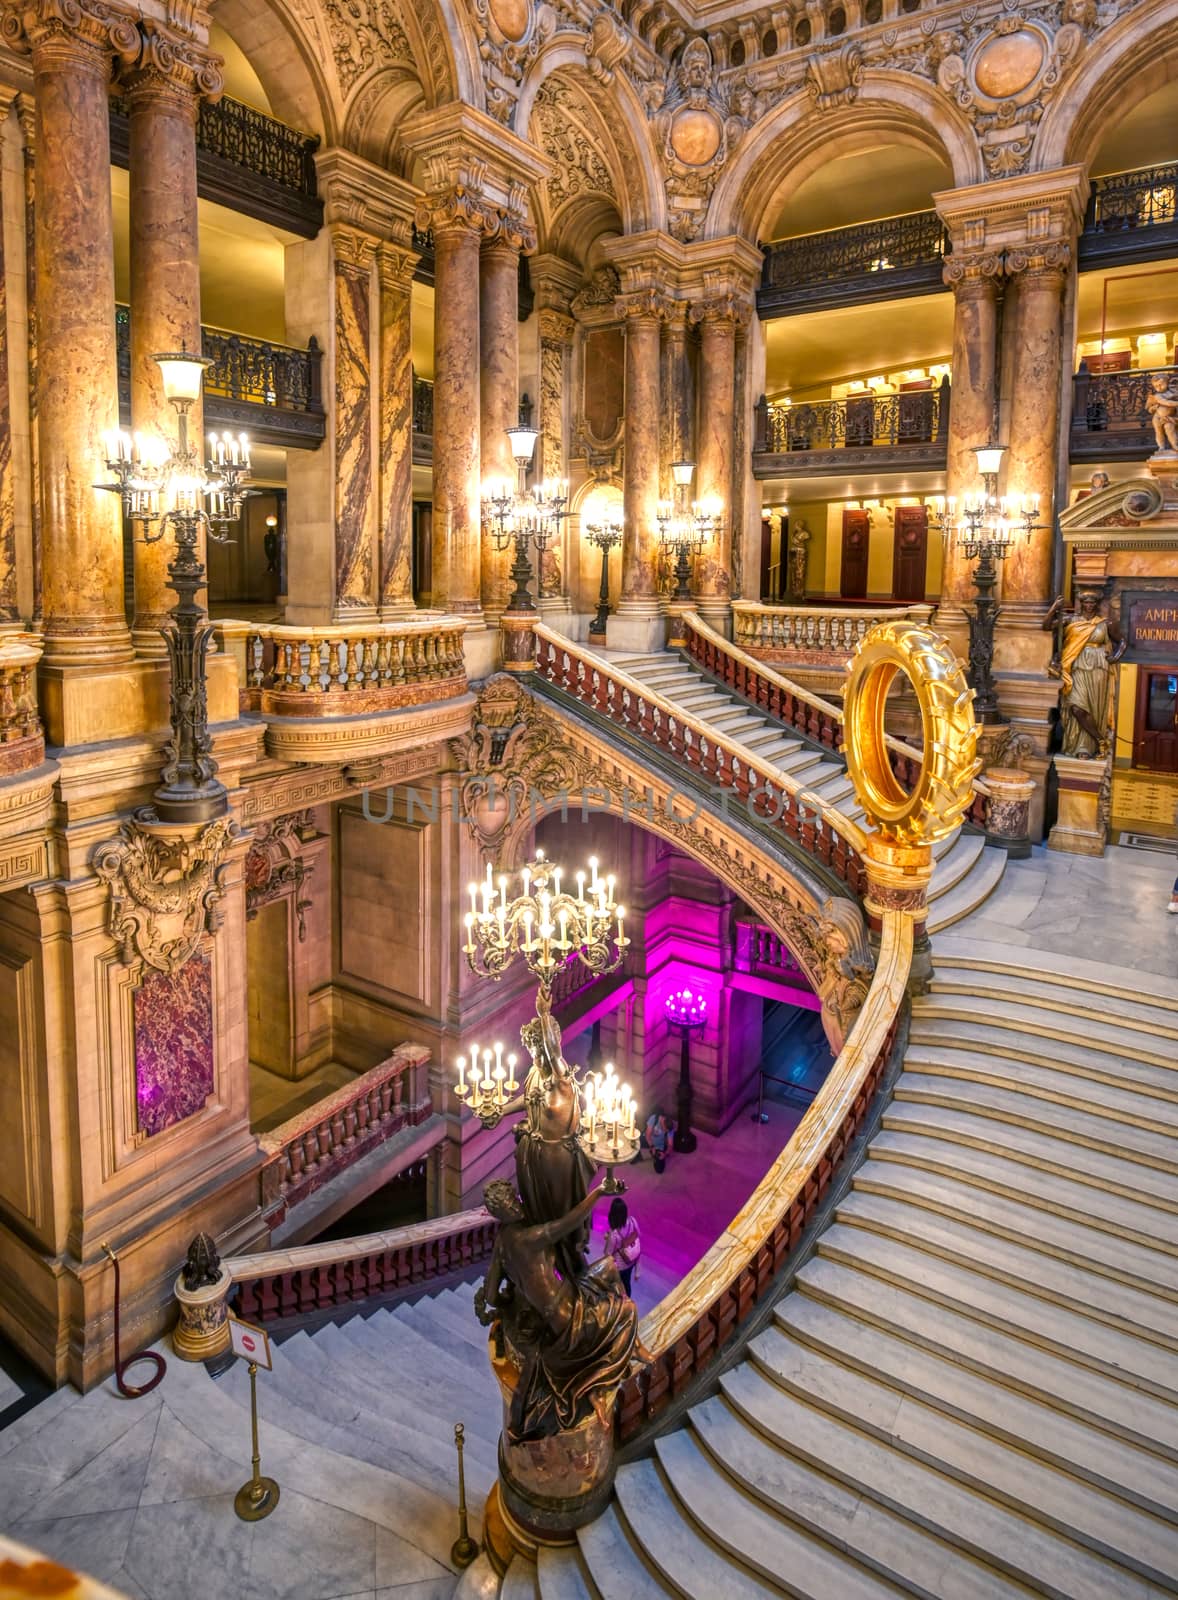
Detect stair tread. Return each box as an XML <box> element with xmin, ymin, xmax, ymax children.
<box><xmin>796</xmin><ymin>1255</ymin><xmax>1178</xmax><ymax>1457</ymax></box>
<box><xmin>903</xmin><ymin>1038</ymin><xmax>1178</xmax><ymax>1112</ymax></box>
<box><xmin>537</xmin><ymin>1545</ymin><xmax>597</xmax><ymax>1600</ymax></box>
<box><xmin>502</xmin><ymin>1557</ymin><xmax>538</xmax><ymax>1600</ymax></box>
<box><xmin>924</xmin><ymin>966</ymin><xmax>1178</xmax><ymax>1038</ymax></box>
<box><xmin>867</xmin><ymin>1125</ymin><xmax>1178</xmax><ymax>1244</ymax></box>
<box><xmin>576</xmin><ymin>1505</ymin><xmax>673</xmax><ymax>1600</ymax></box>
<box><xmin>857</xmin><ymin>1154</ymin><xmax>1178</xmax><ymax>1291</ymax></box>
<box><xmin>690</xmin><ymin>1392</ymin><xmax>1038</xmax><ymax>1600</ymax></box>
<box><xmin>882</xmin><ymin>1098</ymin><xmax>1178</xmax><ymax>1210</ymax></box>
<box><xmin>911</xmin><ymin>994</ymin><xmax>1178</xmax><ymax>1070</ymax></box>
<box><xmin>817</xmin><ymin>1222</ymin><xmax>1178</xmax><ymax>1399</ymax></box>
<box><xmin>771</xmin><ymin>1295</ymin><xmax>1178</xmax><ymax>1522</ymax></box>
<box><xmin>715</xmin><ymin>1364</ymin><xmax>1173</xmax><ymax>1599</ymax></box>
<box><xmin>930</xmin><ymin>935</ymin><xmax>1178</xmax><ymax>1010</ymax></box>
<box><xmin>895</xmin><ymin>1073</ymin><xmax>1178</xmax><ymax>1170</ymax></box>
<box><xmin>314</xmin><ymin>1323</ymin><xmax>501</xmax><ymax>1448</ymax></box>
<box><xmin>908</xmin><ymin>1015</ymin><xmax>1178</xmax><ymax>1092</ymax></box>
<box><xmin>345</xmin><ymin>1309</ymin><xmax>503</xmax><ymax>1404</ymax></box>
<box><xmin>927</xmin><ymin>833</ymin><xmax>986</xmax><ymax>899</ymax></box>
<box><xmin>926</xmin><ymin>848</ymin><xmax>1007</xmax><ymax>930</ymax></box>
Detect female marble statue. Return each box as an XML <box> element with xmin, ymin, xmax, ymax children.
<box><xmin>1045</xmin><ymin>591</ymin><xmax>1125</xmax><ymax>758</ymax></box>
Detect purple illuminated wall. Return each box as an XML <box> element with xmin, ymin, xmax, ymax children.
<box><xmin>133</xmin><ymin>951</ymin><xmax>215</xmax><ymax>1137</ymax></box>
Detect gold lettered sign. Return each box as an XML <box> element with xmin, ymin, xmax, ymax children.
<box><xmin>1123</xmin><ymin>590</ymin><xmax>1178</xmax><ymax>663</ymax></box>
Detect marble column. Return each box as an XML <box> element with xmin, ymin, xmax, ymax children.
<box><xmin>660</xmin><ymin>304</ymin><xmax>692</xmax><ymax>499</ymax></box>
<box><xmin>124</xmin><ymin>28</ymin><xmax>221</xmax><ymax>654</ymax></box>
<box><xmin>21</xmin><ymin>2</ymin><xmax>136</xmax><ymax>665</ymax></box>
<box><xmin>618</xmin><ymin>292</ymin><xmax>664</xmax><ymax>607</ymax></box>
<box><xmin>331</xmin><ymin>224</ymin><xmax>377</xmax><ymax>617</ymax></box>
<box><xmin>17</xmin><ymin>96</ymin><xmax>39</xmax><ymax>625</ymax></box>
<box><xmin>479</xmin><ymin>235</ymin><xmax>520</xmax><ymax>619</ymax></box>
<box><xmin>537</xmin><ymin>306</ymin><xmax>574</xmax><ymax>606</ymax></box>
<box><xmin>421</xmin><ymin>200</ymin><xmax>488</xmax><ymax>617</ymax></box>
<box><xmin>1003</xmin><ymin>245</ymin><xmax>1070</xmax><ymax>621</ymax></box>
<box><xmin>691</xmin><ymin>294</ymin><xmax>745</xmax><ymax>611</ymax></box>
<box><xmin>941</xmin><ymin>260</ymin><xmax>1002</xmax><ymax>614</ymax></box>
<box><xmin>0</xmin><ymin>93</ymin><xmax>17</xmax><ymax>626</ymax></box>
<box><xmin>377</xmin><ymin>242</ymin><xmax>417</xmax><ymax>616</ymax></box>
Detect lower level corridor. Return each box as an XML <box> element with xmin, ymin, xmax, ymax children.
<box><xmin>1</xmin><ymin>844</ymin><xmax>1177</xmax><ymax>1599</ymax></box>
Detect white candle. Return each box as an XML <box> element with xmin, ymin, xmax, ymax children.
<box><xmin>589</xmin><ymin>856</ymin><xmax>598</xmax><ymax>889</ymax></box>
<box><xmin>469</xmin><ymin>883</ymin><xmax>478</xmax><ymax>918</ymax></box>
<box><xmin>457</xmin><ymin>1056</ymin><xmax>467</xmax><ymax>1094</ymax></box>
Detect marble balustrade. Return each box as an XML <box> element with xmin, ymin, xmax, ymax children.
<box><xmin>733</xmin><ymin>599</ymin><xmax>936</xmax><ymax>666</ymax></box>
<box><xmin>240</xmin><ymin>616</ymin><xmax>468</xmax><ymax>716</ymax></box>
<box><xmin>258</xmin><ymin>1040</ymin><xmax>432</xmax><ymax>1217</ymax></box>
<box><xmin>0</xmin><ymin>634</ymin><xmax>44</xmax><ymax>776</ymax></box>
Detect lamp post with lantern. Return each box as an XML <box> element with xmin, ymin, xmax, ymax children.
<box><xmin>584</xmin><ymin>504</ymin><xmax>623</xmax><ymax>644</ymax></box>
<box><xmin>664</xmin><ymin>985</ymin><xmax>706</xmax><ymax>1154</ymax></box>
<box><xmin>657</xmin><ymin>460</ymin><xmax>722</xmax><ymax>603</ymax></box>
<box><xmin>482</xmin><ymin>425</ymin><xmax>569</xmax><ymax>613</ymax></box>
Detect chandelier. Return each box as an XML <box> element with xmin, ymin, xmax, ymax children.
<box><xmin>482</xmin><ymin>426</ymin><xmax>569</xmax><ymax>612</ymax></box>
<box><xmin>463</xmin><ymin>849</ymin><xmax>628</xmax><ymax>998</ymax></box>
<box><xmin>657</xmin><ymin>460</ymin><xmax>721</xmax><ymax>602</ymax></box>
<box><xmin>100</xmin><ymin>349</ymin><xmax>254</xmax><ymax>821</ymax></box>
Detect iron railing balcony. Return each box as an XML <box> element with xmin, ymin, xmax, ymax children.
<box><xmin>1070</xmin><ymin>360</ymin><xmax>1178</xmax><ymax>459</ymax></box>
<box><xmin>1080</xmin><ymin>162</ymin><xmax>1178</xmax><ymax>268</ymax></box>
<box><xmin>752</xmin><ymin>379</ymin><xmax>949</xmax><ymax>477</ymax></box>
<box><xmin>758</xmin><ymin>210</ymin><xmax>948</xmax><ymax>317</ymax></box>
<box><xmin>412</xmin><ymin>373</ymin><xmax>433</xmax><ymax>464</ymax></box>
<box><xmin>116</xmin><ymin>306</ymin><xmax>325</xmax><ymax>450</ymax></box>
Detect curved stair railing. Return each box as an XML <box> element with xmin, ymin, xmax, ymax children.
<box><xmin>533</xmin><ymin>623</ymin><xmax>869</xmax><ymax>896</ymax></box>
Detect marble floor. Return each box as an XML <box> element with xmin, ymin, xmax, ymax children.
<box><xmin>249</xmin><ymin>1060</ymin><xmax>362</xmax><ymax>1135</ymax></box>
<box><xmin>952</xmin><ymin>840</ymin><xmax>1178</xmax><ymax>977</ymax></box>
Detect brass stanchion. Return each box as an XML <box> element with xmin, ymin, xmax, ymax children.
<box><xmin>229</xmin><ymin>1315</ymin><xmax>280</xmax><ymax>1522</ymax></box>
<box><xmin>451</xmin><ymin>1422</ymin><xmax>478</xmax><ymax>1567</ymax></box>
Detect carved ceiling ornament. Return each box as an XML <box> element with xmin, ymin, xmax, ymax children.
<box><xmin>804</xmin><ymin>40</ymin><xmax>864</xmax><ymax>109</ymax></box>
<box><xmin>324</xmin><ymin>0</ymin><xmax>414</xmax><ymax>96</ymax></box>
<box><xmin>652</xmin><ymin>36</ymin><xmax>751</xmax><ymax>242</ymax></box>
<box><xmin>244</xmin><ymin>811</ymin><xmax>319</xmax><ymax>943</ymax></box>
<box><xmin>532</xmin><ymin>77</ymin><xmax>617</xmax><ymax>214</ymax></box>
<box><xmin>474</xmin><ymin>0</ymin><xmax>557</xmax><ymax>125</ymax></box>
<box><xmin>93</xmin><ymin>816</ymin><xmax>238</xmax><ymax>976</ymax></box>
<box><xmin>455</xmin><ymin>676</ymin><xmax>875</xmax><ymax>1038</ymax></box>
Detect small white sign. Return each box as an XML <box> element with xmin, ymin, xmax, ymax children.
<box><xmin>228</xmin><ymin>1314</ymin><xmax>273</xmax><ymax>1370</ymax></box>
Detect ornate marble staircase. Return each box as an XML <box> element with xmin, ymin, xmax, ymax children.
<box><xmin>607</xmin><ymin>650</ymin><xmax>1007</xmax><ymax>932</ymax></box>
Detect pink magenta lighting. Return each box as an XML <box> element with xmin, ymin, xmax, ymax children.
<box><xmin>665</xmin><ymin>986</ymin><xmax>707</xmax><ymax>1029</ymax></box>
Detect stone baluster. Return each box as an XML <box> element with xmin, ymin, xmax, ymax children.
<box><xmin>330</xmin><ymin>224</ymin><xmax>378</xmax><ymax>619</ymax></box>
<box><xmin>377</xmin><ymin>242</ymin><xmax>418</xmax><ymax>617</ymax></box>
<box><xmin>7</xmin><ymin>0</ymin><xmax>140</xmax><ymax>667</ymax></box>
<box><xmin>122</xmin><ymin>21</ymin><xmax>223</xmax><ymax>654</ymax></box>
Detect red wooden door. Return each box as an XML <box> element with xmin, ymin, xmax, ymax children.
<box><xmin>1134</xmin><ymin>668</ymin><xmax>1178</xmax><ymax>772</ymax></box>
<box><xmin>840</xmin><ymin>510</ymin><xmax>870</xmax><ymax>599</ymax></box>
<box><xmin>892</xmin><ymin>506</ymin><xmax>928</xmax><ymax>602</ymax></box>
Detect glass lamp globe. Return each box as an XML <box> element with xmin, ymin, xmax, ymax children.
<box><xmin>153</xmin><ymin>349</ymin><xmax>212</xmax><ymax>406</ymax></box>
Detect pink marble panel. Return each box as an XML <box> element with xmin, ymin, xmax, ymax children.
<box><xmin>133</xmin><ymin>951</ymin><xmax>214</xmax><ymax>1137</ymax></box>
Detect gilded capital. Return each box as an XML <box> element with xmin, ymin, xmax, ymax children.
<box><xmin>119</xmin><ymin>18</ymin><xmax>224</xmax><ymax>109</ymax></box>
<box><xmin>538</xmin><ymin>307</ymin><xmax>575</xmax><ymax>346</ymax></box>
<box><xmin>0</xmin><ymin>0</ymin><xmax>140</xmax><ymax>73</ymax></box>
<box><xmin>688</xmin><ymin>290</ymin><xmax>752</xmax><ymax>331</ymax></box>
<box><xmin>331</xmin><ymin>223</ymin><xmax>378</xmax><ymax>277</ymax></box>
<box><xmin>615</xmin><ymin>287</ymin><xmax>674</xmax><ymax>324</ymax></box>
<box><xmin>414</xmin><ymin>183</ymin><xmax>499</xmax><ymax>240</ymax></box>
<box><xmin>942</xmin><ymin>249</ymin><xmax>1005</xmax><ymax>289</ymax></box>
<box><xmin>377</xmin><ymin>241</ymin><xmax>419</xmax><ymax>293</ymax></box>
<box><xmin>1004</xmin><ymin>239</ymin><xmax>1072</xmax><ymax>280</ymax></box>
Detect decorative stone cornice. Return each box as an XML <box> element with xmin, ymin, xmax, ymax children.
<box><xmin>118</xmin><ymin>16</ymin><xmax>223</xmax><ymax>107</ymax></box>
<box><xmin>376</xmin><ymin>241</ymin><xmax>419</xmax><ymax>294</ymax></box>
<box><xmin>942</xmin><ymin>248</ymin><xmax>1005</xmax><ymax>288</ymax></box>
<box><xmin>688</xmin><ymin>288</ymin><xmax>753</xmax><ymax>329</ymax></box>
<box><xmin>401</xmin><ymin>102</ymin><xmax>550</xmax><ymax>228</ymax></box>
<box><xmin>935</xmin><ymin>166</ymin><xmax>1088</xmax><ymax>270</ymax></box>
<box><xmin>316</xmin><ymin>147</ymin><xmax>420</xmax><ymax>249</ymax></box>
<box><xmin>0</xmin><ymin>0</ymin><xmax>140</xmax><ymax>72</ymax></box>
<box><xmin>538</xmin><ymin>307</ymin><xmax>576</xmax><ymax>346</ymax></box>
<box><xmin>615</xmin><ymin>286</ymin><xmax>675</xmax><ymax>323</ymax></box>
<box><xmin>330</xmin><ymin>222</ymin><xmax>378</xmax><ymax>278</ymax></box>
<box><xmin>1004</xmin><ymin>239</ymin><xmax>1071</xmax><ymax>279</ymax></box>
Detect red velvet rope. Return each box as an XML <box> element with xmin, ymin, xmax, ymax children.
<box><xmin>103</xmin><ymin>1244</ymin><xmax>167</xmax><ymax>1398</ymax></box>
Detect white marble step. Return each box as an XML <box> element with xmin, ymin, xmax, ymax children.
<box><xmin>855</xmin><ymin>1155</ymin><xmax>1178</xmax><ymax>1297</ymax></box>
<box><xmin>925</xmin><ymin>847</ymin><xmax>1007</xmax><ymax>932</ymax></box>
<box><xmin>925</xmin><ymin>965</ymin><xmax>1178</xmax><ymax>1041</ymax></box>
<box><xmin>391</xmin><ymin>1292</ymin><xmax>489</xmax><ymax>1354</ymax></box>
<box><xmin>866</xmin><ymin>1126</ymin><xmax>1178</xmax><ymax>1256</ymax></box>
<box><xmin>332</xmin><ymin>1316</ymin><xmax>502</xmax><ymax>1437</ymax></box>
<box><xmin>537</xmin><ymin>1545</ymin><xmax>598</xmax><ymax>1600</ymax></box>
<box><xmin>715</xmin><ymin>1362</ymin><xmax>1175</xmax><ymax>1598</ymax></box>
<box><xmin>911</xmin><ymin>993</ymin><xmax>1178</xmax><ymax>1072</ymax></box>
<box><xmin>893</xmin><ymin>1073</ymin><xmax>1178</xmax><ymax>1176</ymax></box>
<box><xmin>769</xmin><ymin>1296</ymin><xmax>1178</xmax><ymax>1524</ymax></box>
<box><xmin>795</xmin><ymin>1254</ymin><xmax>1178</xmax><ymax>1459</ymax></box>
<box><xmin>502</xmin><ymin>1556</ymin><xmax>538</xmax><ymax>1599</ymax></box>
<box><xmin>688</xmin><ymin>1391</ymin><xmax>1031</xmax><ymax>1600</ymax></box>
<box><xmin>904</xmin><ymin>1030</ymin><xmax>1178</xmax><ymax>1110</ymax></box>
<box><xmin>929</xmin><ymin>935</ymin><xmax>1178</xmax><ymax>1011</ymax></box>
<box><xmin>927</xmin><ymin>832</ymin><xmax>986</xmax><ymax>901</ymax></box>
<box><xmin>881</xmin><ymin>1099</ymin><xmax>1178</xmax><ymax>1215</ymax></box>
<box><xmin>576</xmin><ymin>1504</ymin><xmax>674</xmax><ymax>1600</ymax></box>
<box><xmin>619</xmin><ymin>1451</ymin><xmax>894</xmax><ymax>1600</ymax></box>
<box><xmin>816</xmin><ymin>1222</ymin><xmax>1178</xmax><ymax>1402</ymax></box>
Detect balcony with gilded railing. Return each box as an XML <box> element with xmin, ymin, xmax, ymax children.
<box><xmin>110</xmin><ymin>92</ymin><xmax>323</xmax><ymax>237</ymax></box>
<box><xmin>1070</xmin><ymin>360</ymin><xmax>1178</xmax><ymax>459</ymax></box>
<box><xmin>733</xmin><ymin>600</ymin><xmax>936</xmax><ymax>668</ymax></box>
<box><xmin>0</xmin><ymin>635</ymin><xmax>45</xmax><ymax>780</ymax></box>
<box><xmin>116</xmin><ymin>306</ymin><xmax>325</xmax><ymax>451</ymax></box>
<box><xmin>216</xmin><ymin>614</ymin><xmax>473</xmax><ymax>764</ymax></box>
<box><xmin>258</xmin><ymin>1041</ymin><xmax>436</xmax><ymax>1236</ymax></box>
<box><xmin>753</xmin><ymin>379</ymin><xmax>949</xmax><ymax>478</ymax></box>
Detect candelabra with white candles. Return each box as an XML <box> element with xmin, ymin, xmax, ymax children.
<box><xmin>482</xmin><ymin>425</ymin><xmax>569</xmax><ymax>612</ymax></box>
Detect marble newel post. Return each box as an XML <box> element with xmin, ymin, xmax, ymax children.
<box><xmin>16</xmin><ymin>0</ymin><xmax>137</xmax><ymax>665</ymax></box>
<box><xmin>377</xmin><ymin>242</ymin><xmax>417</xmax><ymax>616</ymax></box>
<box><xmin>691</xmin><ymin>291</ymin><xmax>748</xmax><ymax>625</ymax></box>
<box><xmin>331</xmin><ymin>224</ymin><xmax>378</xmax><ymax>617</ymax></box>
<box><xmin>1002</xmin><ymin>244</ymin><xmax>1071</xmax><ymax>625</ymax></box>
<box><xmin>940</xmin><ymin>257</ymin><xmax>1002</xmax><ymax>623</ymax></box>
<box><xmin>480</xmin><ymin>229</ymin><xmax>523</xmax><ymax>620</ymax></box>
<box><xmin>419</xmin><ymin>194</ymin><xmax>490</xmax><ymax>617</ymax></box>
<box><xmin>615</xmin><ymin>291</ymin><xmax>665</xmax><ymax>646</ymax></box>
<box><xmin>124</xmin><ymin>23</ymin><xmax>222</xmax><ymax>653</ymax></box>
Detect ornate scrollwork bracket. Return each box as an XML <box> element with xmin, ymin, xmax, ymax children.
<box><xmin>93</xmin><ymin>815</ymin><xmax>239</xmax><ymax>974</ymax></box>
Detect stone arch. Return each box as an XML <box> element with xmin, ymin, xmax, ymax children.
<box><xmin>211</xmin><ymin>0</ymin><xmax>337</xmax><ymax>140</ymax></box>
<box><xmin>517</xmin><ymin>45</ymin><xmax>665</xmax><ymax>236</ymax></box>
<box><xmin>707</xmin><ymin>78</ymin><xmax>982</xmax><ymax>241</ymax></box>
<box><xmin>546</xmin><ymin>196</ymin><xmax>625</xmax><ymax>271</ymax></box>
<box><xmin>1035</xmin><ymin>0</ymin><xmax>1178</xmax><ymax>172</ymax></box>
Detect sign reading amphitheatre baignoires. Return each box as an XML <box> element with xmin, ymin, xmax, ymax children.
<box><xmin>1122</xmin><ymin>590</ymin><xmax>1178</xmax><ymax>663</ymax></box>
